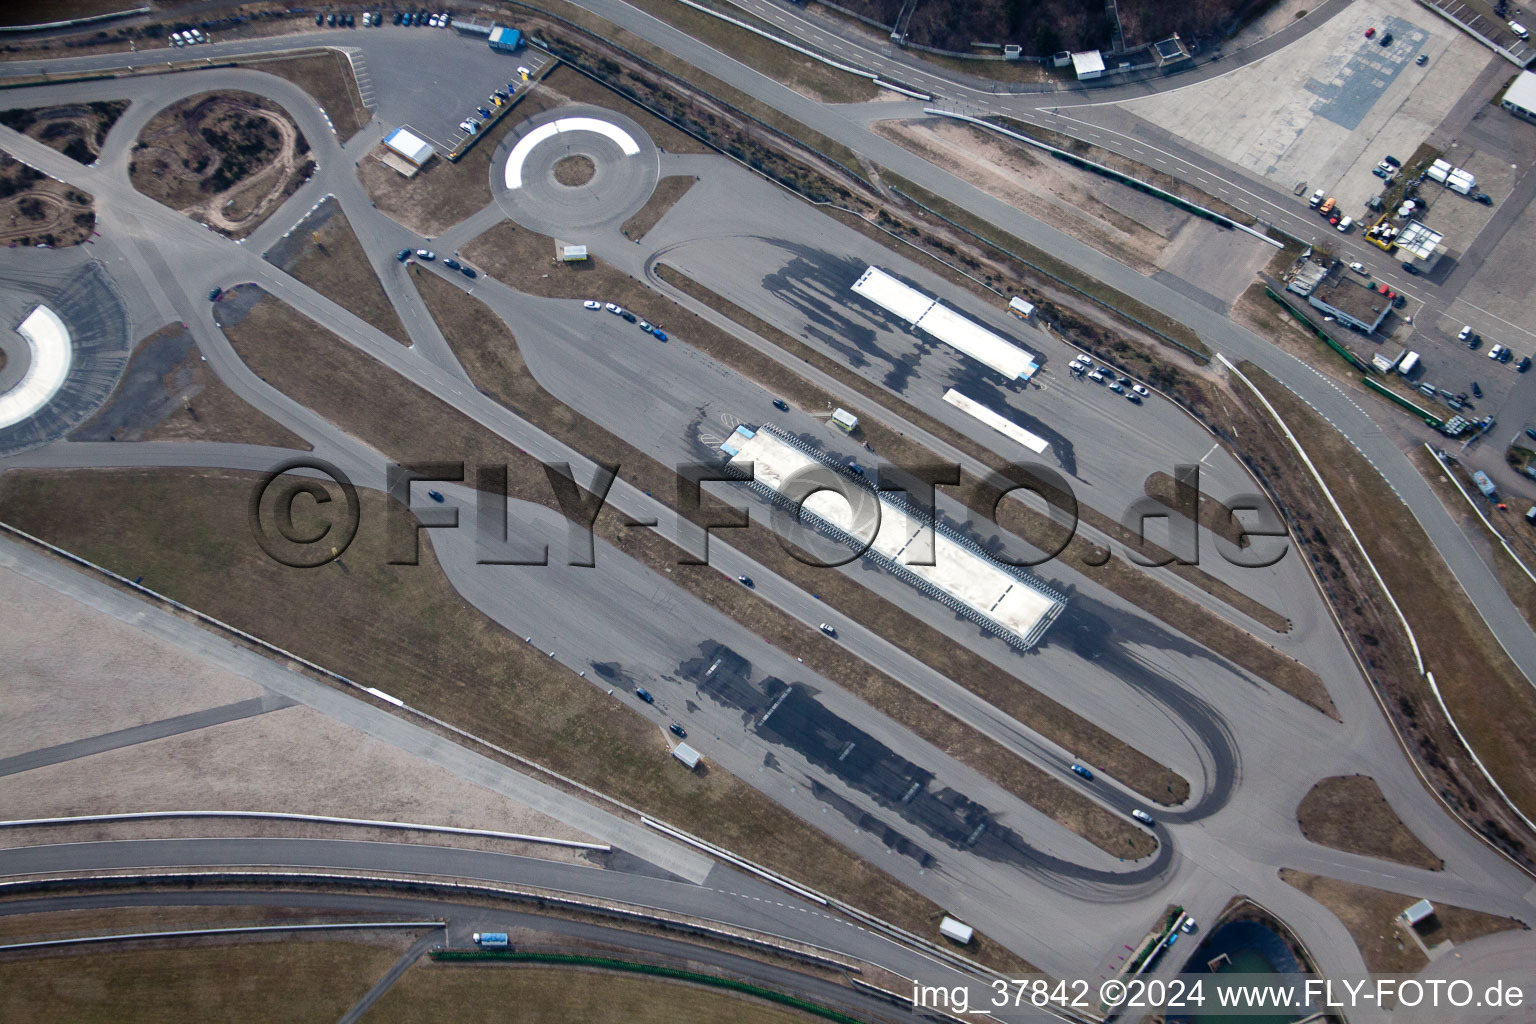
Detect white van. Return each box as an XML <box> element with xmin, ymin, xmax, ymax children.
<box><xmin>1510</xmin><ymin>21</ymin><xmax>1530</xmax><ymax>40</ymax></box>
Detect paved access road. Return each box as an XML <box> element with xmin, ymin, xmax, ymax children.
<box><xmin>1</xmin><ymin>20</ymin><xmax>1533</xmax><ymax>1001</ymax></box>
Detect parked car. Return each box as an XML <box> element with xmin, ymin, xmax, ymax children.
<box><xmin>1383</xmin><ymin>155</ymin><xmax>1401</xmax><ymax>168</ymax></box>
<box><xmin>1087</xmin><ymin>369</ymin><xmax>1106</xmax><ymax>382</ymax></box>
<box><xmin>737</xmin><ymin>575</ymin><xmax>754</xmax><ymax>587</ymax></box>
<box><xmin>605</xmin><ymin>302</ymin><xmax>619</xmax><ymax>313</ymax></box>
<box><xmin>638</xmin><ymin>319</ymin><xmax>653</xmax><ymax>332</ymax></box>
<box><xmin>208</xmin><ymin>287</ymin><xmax>222</xmax><ymax>301</ymax></box>
<box><xmin>1416</xmin><ymin>53</ymin><xmax>1428</xmax><ymax>65</ymax></box>
<box><xmin>317</xmin><ymin>13</ymin><xmax>325</xmax><ymax>25</ymax></box>
<box><xmin>1401</xmin><ymin>262</ymin><xmax>1421</xmax><ymax>275</ymax></box>
<box><xmin>1490</xmin><ymin>344</ymin><xmax>1505</xmax><ymax>361</ymax></box>
<box><xmin>620</xmin><ymin>310</ymin><xmax>637</xmax><ymax>323</ymax></box>
<box><xmin>669</xmin><ymin>723</ymin><xmax>687</xmax><ymax>738</ymax></box>
<box><xmin>1132</xmin><ymin>383</ymin><xmax>1150</xmax><ymax>397</ymax></box>
<box><xmin>1502</xmin><ymin>348</ymin><xmax>1514</xmax><ymax>364</ymax></box>
<box><xmin>1108</xmin><ymin>380</ymin><xmax>1125</xmax><ymax>393</ymax></box>
<box><xmin>635</xmin><ymin>687</ymin><xmax>654</xmax><ymax>704</ymax></box>
<box><xmin>1520</xmin><ymin>356</ymin><xmax>1532</xmax><ymax>373</ymax></box>
<box><xmin>1181</xmin><ymin>918</ymin><xmax>1197</xmax><ymax>934</ymax></box>
<box><xmin>1459</xmin><ymin>325</ymin><xmax>1474</xmax><ymax>343</ymax></box>
<box><xmin>1379</xmin><ymin>31</ymin><xmax>1394</xmax><ymax>45</ymax></box>
<box><xmin>583</xmin><ymin>299</ymin><xmax>601</xmax><ymax>310</ymax></box>
<box><xmin>396</xmin><ymin>249</ymin><xmax>411</xmax><ymax>262</ymax></box>
<box><xmin>653</xmin><ymin>330</ymin><xmax>668</xmax><ymax>341</ymax></box>
<box><xmin>443</xmin><ymin>258</ymin><xmax>461</xmax><ymax>270</ymax></box>
<box><xmin>476</xmin><ymin>106</ymin><xmax>491</xmax><ymax>119</ymax></box>
<box><xmin>1473</xmin><ymin>382</ymin><xmax>1483</xmax><ymax>398</ymax></box>
<box><xmin>772</xmin><ymin>398</ymin><xmax>789</xmax><ymax>411</ymax></box>
<box><xmin>1070</xmin><ymin>763</ymin><xmax>1093</xmax><ymax>781</ymax></box>
<box><xmin>1308</xmin><ymin>188</ymin><xmax>1325</xmax><ymax>207</ymax></box>
<box><xmin>1364</xmin><ymin>26</ymin><xmax>1376</xmax><ymax>37</ymax></box>
<box><xmin>415</xmin><ymin>249</ymin><xmax>435</xmax><ymax>260</ymax></box>
<box><xmin>1337</xmin><ymin>215</ymin><xmax>1353</xmax><ymax>231</ymax></box>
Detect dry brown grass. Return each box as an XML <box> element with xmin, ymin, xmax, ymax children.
<box><xmin>535</xmin><ymin>63</ymin><xmax>710</xmax><ymax>156</ymax></box>
<box><xmin>412</xmin><ymin>270</ymin><xmax>1156</xmax><ymax>857</ymax></box>
<box><xmin>0</xmin><ymin>939</ymin><xmax>407</xmax><ymax>1024</ymax></box>
<box><xmin>359</xmin><ymin>90</ymin><xmax>558</xmax><ymax>238</ymax></box>
<box><xmin>237</xmin><ymin>50</ymin><xmax>371</xmax><ymax>142</ymax></box>
<box><xmin>128</xmin><ymin>91</ymin><xmax>311</xmax><ymax>240</ymax></box>
<box><xmin>619</xmin><ymin>0</ymin><xmax>880</xmax><ymax>105</ymax></box>
<box><xmin>70</xmin><ymin>323</ymin><xmax>311</xmax><ymax>449</ymax></box>
<box><xmin>364</xmin><ymin>963</ymin><xmax>825</xmax><ymax>1023</ymax></box>
<box><xmin>1295</xmin><ymin>775</ymin><xmax>1443</xmax><ymax>870</ymax></box>
<box><xmin>656</xmin><ymin>266</ymin><xmax>1333</xmax><ymax>721</ymax></box>
<box><xmin>0</xmin><ymin>100</ymin><xmax>127</xmax><ymax>163</ymax></box>
<box><xmin>1280</xmin><ymin>870</ymin><xmax>1523</xmax><ymax>974</ymax></box>
<box><xmin>553</xmin><ymin>154</ymin><xmax>596</xmax><ymax>186</ymax></box>
<box><xmin>1410</xmin><ymin>447</ymin><xmax>1536</xmax><ymax>633</ymax></box>
<box><xmin>1249</xmin><ymin>372</ymin><xmax>1536</xmax><ymax>835</ymax></box>
<box><xmin>621</xmin><ymin>174</ymin><xmax>697</xmax><ymax>241</ymax></box>
<box><xmin>270</xmin><ymin>202</ymin><xmax>410</xmax><ymax>346</ymax></box>
<box><xmin>0</xmin><ymin>154</ymin><xmax>94</xmax><ymax>248</ymax></box>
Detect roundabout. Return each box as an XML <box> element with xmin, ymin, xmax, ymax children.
<box><xmin>491</xmin><ymin>105</ymin><xmax>660</xmax><ymax>235</ymax></box>
<box><xmin>0</xmin><ymin>257</ymin><xmax>132</xmax><ymax>456</ymax></box>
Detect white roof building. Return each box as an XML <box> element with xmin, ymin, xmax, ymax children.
<box><xmin>1071</xmin><ymin>50</ymin><xmax>1105</xmax><ymax>79</ymax></box>
<box><xmin>1503</xmin><ymin>71</ymin><xmax>1536</xmax><ymax>122</ymax></box>
<box><xmin>850</xmin><ymin>266</ymin><xmax>1039</xmax><ymax>380</ymax></box>
<box><xmin>383</xmin><ymin>127</ymin><xmax>435</xmax><ymax>167</ymax></box>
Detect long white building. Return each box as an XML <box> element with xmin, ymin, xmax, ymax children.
<box><xmin>721</xmin><ymin>423</ymin><xmax>1065</xmax><ymax>650</ymax></box>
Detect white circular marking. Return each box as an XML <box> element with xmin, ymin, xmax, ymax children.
<box><xmin>504</xmin><ymin>117</ymin><xmax>641</xmax><ymax>190</ymax></box>
<box><xmin>0</xmin><ymin>305</ymin><xmax>72</xmax><ymax>429</ymax></box>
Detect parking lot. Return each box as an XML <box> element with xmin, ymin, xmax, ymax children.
<box><xmin>1123</xmin><ymin>0</ymin><xmax>1491</xmax><ymax>201</ymax></box>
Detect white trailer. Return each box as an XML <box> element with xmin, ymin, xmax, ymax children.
<box><xmin>1396</xmin><ymin>351</ymin><xmax>1420</xmax><ymax>376</ymax></box>
<box><xmin>939</xmin><ymin>916</ymin><xmax>974</xmax><ymax>945</ymax></box>
<box><xmin>672</xmin><ymin>742</ymin><xmax>701</xmax><ymax>769</ymax></box>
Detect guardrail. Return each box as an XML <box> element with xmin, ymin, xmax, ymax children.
<box><xmin>0</xmin><ymin>810</ymin><xmax>611</xmax><ymax>851</ymax></box>
<box><xmin>0</xmin><ymin>920</ymin><xmax>442</xmax><ymax>954</ymax></box>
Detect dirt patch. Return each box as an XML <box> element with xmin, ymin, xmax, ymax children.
<box><xmin>1295</xmin><ymin>775</ymin><xmax>1443</xmax><ymax>870</ymax></box>
<box><xmin>0</xmin><ymin>100</ymin><xmax>128</xmax><ymax>164</ymax></box>
<box><xmin>70</xmin><ymin>322</ymin><xmax>310</xmax><ymax>449</ymax></box>
<box><xmin>0</xmin><ymin>155</ymin><xmax>94</xmax><ymax>248</ymax></box>
<box><xmin>621</xmin><ymin>174</ymin><xmax>696</xmax><ymax>241</ymax></box>
<box><xmin>263</xmin><ymin>198</ymin><xmax>410</xmax><ymax>346</ymax></box>
<box><xmin>235</xmin><ymin>50</ymin><xmax>371</xmax><ymax>142</ymax></box>
<box><xmin>553</xmin><ymin>154</ymin><xmax>596</xmax><ymax>186</ymax></box>
<box><xmin>873</xmin><ymin>119</ymin><xmax>1174</xmax><ymax>274</ymax></box>
<box><xmin>129</xmin><ymin>91</ymin><xmax>313</xmax><ymax>240</ymax></box>
<box><xmin>1280</xmin><ymin>869</ymin><xmax>1524</xmax><ymax>975</ymax></box>
<box><xmin>412</xmin><ymin>269</ymin><xmax>1156</xmax><ymax>857</ymax></box>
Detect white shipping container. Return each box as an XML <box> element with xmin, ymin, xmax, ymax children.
<box><xmin>940</xmin><ymin>916</ymin><xmax>974</xmax><ymax>945</ymax></box>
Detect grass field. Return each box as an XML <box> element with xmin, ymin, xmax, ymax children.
<box><xmin>655</xmin><ymin>266</ymin><xmax>1332</xmax><ymax>721</ymax></box>
<box><xmin>621</xmin><ymin>175</ymin><xmax>697</xmax><ymax>241</ymax></box>
<box><xmin>1281</xmin><ymin>870</ymin><xmax>1522</xmax><ymax>974</ymax></box>
<box><xmin>269</xmin><ymin>202</ymin><xmax>411</xmax><ymax>346</ymax></box>
<box><xmin>363</xmin><ymin>964</ymin><xmax>822</xmax><ymax>1023</ymax></box>
<box><xmin>1295</xmin><ymin>775</ymin><xmax>1443</xmax><ymax>871</ymax></box>
<box><xmin>0</xmin><ymin>939</ymin><xmax>406</xmax><ymax>1024</ymax></box>
<box><xmin>410</xmin><ymin>269</ymin><xmax>1156</xmax><ymax>856</ymax></box>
